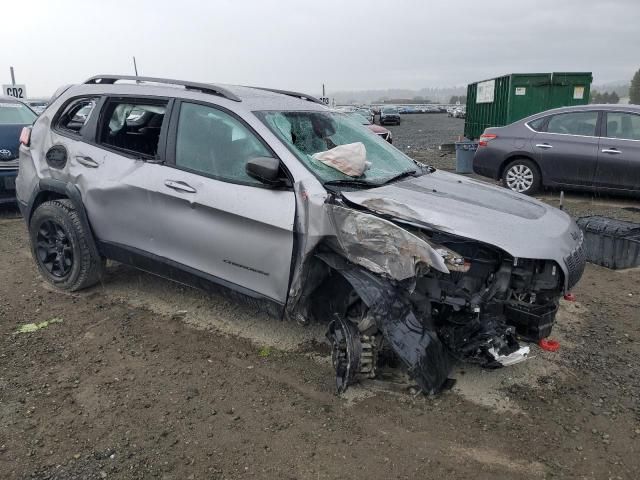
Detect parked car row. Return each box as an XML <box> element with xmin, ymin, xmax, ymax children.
<box><xmin>473</xmin><ymin>104</ymin><xmax>640</xmax><ymax>196</ymax></box>
<box><xmin>344</xmin><ymin>111</ymin><xmax>393</xmax><ymax>143</ymax></box>
<box><xmin>398</xmin><ymin>105</ymin><xmax>445</xmax><ymax>114</ymax></box>
<box><xmin>447</xmin><ymin>106</ymin><xmax>466</xmax><ymax>118</ymax></box>
<box><xmin>24</xmin><ymin>99</ymin><xmax>49</xmax><ymax>115</ymax></box>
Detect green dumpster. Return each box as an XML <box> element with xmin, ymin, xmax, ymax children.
<box><xmin>464</xmin><ymin>72</ymin><xmax>593</xmax><ymax>140</ymax></box>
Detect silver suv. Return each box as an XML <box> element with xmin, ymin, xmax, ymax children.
<box><xmin>16</xmin><ymin>75</ymin><xmax>585</xmax><ymax>394</ymax></box>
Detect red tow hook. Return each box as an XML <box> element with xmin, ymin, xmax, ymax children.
<box><xmin>539</xmin><ymin>338</ymin><xmax>560</xmax><ymax>352</ymax></box>
<box><xmin>563</xmin><ymin>292</ymin><xmax>576</xmax><ymax>302</ymax></box>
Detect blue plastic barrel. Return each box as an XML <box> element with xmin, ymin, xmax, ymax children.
<box><xmin>455</xmin><ymin>141</ymin><xmax>478</xmax><ymax>174</ymax></box>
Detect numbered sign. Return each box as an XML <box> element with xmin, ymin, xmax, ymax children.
<box><xmin>3</xmin><ymin>84</ymin><xmax>27</xmax><ymax>99</ymax></box>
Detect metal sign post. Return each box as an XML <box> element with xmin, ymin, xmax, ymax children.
<box><xmin>4</xmin><ymin>67</ymin><xmax>27</xmax><ymax>98</ymax></box>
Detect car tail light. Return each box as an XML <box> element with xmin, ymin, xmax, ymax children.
<box><xmin>20</xmin><ymin>127</ymin><xmax>31</xmax><ymax>147</ymax></box>
<box><xmin>478</xmin><ymin>133</ymin><xmax>497</xmax><ymax>147</ymax></box>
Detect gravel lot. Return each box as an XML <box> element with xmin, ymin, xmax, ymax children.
<box><xmin>1</xmin><ymin>114</ymin><xmax>639</xmax><ymax>479</ymax></box>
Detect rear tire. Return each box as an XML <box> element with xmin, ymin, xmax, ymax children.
<box><xmin>29</xmin><ymin>199</ymin><xmax>105</xmax><ymax>291</ymax></box>
<box><xmin>502</xmin><ymin>159</ymin><xmax>541</xmax><ymax>195</ymax></box>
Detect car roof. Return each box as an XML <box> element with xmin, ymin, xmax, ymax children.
<box><xmin>525</xmin><ymin>103</ymin><xmax>640</xmax><ymax>120</ymax></box>
<box><xmin>58</xmin><ymin>75</ymin><xmax>329</xmax><ymax>113</ymax></box>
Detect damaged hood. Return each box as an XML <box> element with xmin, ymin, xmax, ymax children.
<box><xmin>341</xmin><ymin>170</ymin><xmax>581</xmax><ymax>263</ymax></box>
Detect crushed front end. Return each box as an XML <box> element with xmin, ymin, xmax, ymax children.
<box><xmin>291</xmin><ymin>195</ymin><xmax>585</xmax><ymax>395</ymax></box>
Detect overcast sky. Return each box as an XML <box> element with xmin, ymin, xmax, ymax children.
<box><xmin>2</xmin><ymin>0</ymin><xmax>639</xmax><ymax>97</ymax></box>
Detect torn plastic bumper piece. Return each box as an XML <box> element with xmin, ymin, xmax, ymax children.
<box><xmin>487</xmin><ymin>345</ymin><xmax>530</xmax><ymax>366</ymax></box>
<box><xmin>438</xmin><ymin>313</ymin><xmax>526</xmax><ymax>368</ymax></box>
<box><xmin>317</xmin><ymin>252</ymin><xmax>455</xmax><ymax>394</ymax></box>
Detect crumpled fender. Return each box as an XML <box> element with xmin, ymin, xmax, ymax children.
<box><xmin>328</xmin><ymin>204</ymin><xmax>449</xmax><ymax>281</ymax></box>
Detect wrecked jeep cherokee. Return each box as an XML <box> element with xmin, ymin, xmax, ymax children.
<box><xmin>16</xmin><ymin>75</ymin><xmax>585</xmax><ymax>394</ymax></box>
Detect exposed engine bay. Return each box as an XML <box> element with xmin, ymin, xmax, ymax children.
<box><xmin>292</xmin><ymin>196</ymin><xmax>573</xmax><ymax>395</ymax></box>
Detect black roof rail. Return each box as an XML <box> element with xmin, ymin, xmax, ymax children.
<box><xmin>84</xmin><ymin>75</ymin><xmax>241</xmax><ymax>102</ymax></box>
<box><xmin>250</xmin><ymin>87</ymin><xmax>326</xmax><ymax>105</ymax></box>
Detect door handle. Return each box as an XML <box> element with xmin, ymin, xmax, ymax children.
<box><xmin>75</xmin><ymin>156</ymin><xmax>99</xmax><ymax>168</ymax></box>
<box><xmin>601</xmin><ymin>148</ymin><xmax>621</xmax><ymax>154</ymax></box>
<box><xmin>164</xmin><ymin>180</ymin><xmax>197</xmax><ymax>193</ymax></box>
<box><xmin>535</xmin><ymin>143</ymin><xmax>553</xmax><ymax>149</ymax></box>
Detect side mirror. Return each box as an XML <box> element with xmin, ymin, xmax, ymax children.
<box><xmin>246</xmin><ymin>157</ymin><xmax>287</xmax><ymax>186</ymax></box>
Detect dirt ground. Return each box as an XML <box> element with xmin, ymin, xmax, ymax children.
<box><xmin>1</xmin><ymin>114</ymin><xmax>640</xmax><ymax>479</ymax></box>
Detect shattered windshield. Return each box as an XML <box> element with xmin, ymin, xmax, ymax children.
<box><xmin>257</xmin><ymin>110</ymin><xmax>417</xmax><ymax>185</ymax></box>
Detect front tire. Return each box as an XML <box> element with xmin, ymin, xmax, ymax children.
<box><xmin>502</xmin><ymin>159</ymin><xmax>540</xmax><ymax>195</ymax></box>
<box><xmin>29</xmin><ymin>199</ymin><xmax>104</xmax><ymax>291</ymax></box>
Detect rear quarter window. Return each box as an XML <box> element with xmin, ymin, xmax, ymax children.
<box><xmin>527</xmin><ymin>117</ymin><xmax>547</xmax><ymax>132</ymax></box>
<box><xmin>55</xmin><ymin>97</ymin><xmax>99</xmax><ymax>136</ymax></box>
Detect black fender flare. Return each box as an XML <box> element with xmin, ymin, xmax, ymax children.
<box><xmin>25</xmin><ymin>179</ymin><xmax>101</xmax><ymax>258</ymax></box>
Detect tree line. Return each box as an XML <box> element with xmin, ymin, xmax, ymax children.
<box><xmin>631</xmin><ymin>69</ymin><xmax>640</xmax><ymax>104</ymax></box>
<box><xmin>592</xmin><ymin>68</ymin><xmax>640</xmax><ymax>104</ymax></box>
<box><xmin>590</xmin><ymin>91</ymin><xmax>620</xmax><ymax>104</ymax></box>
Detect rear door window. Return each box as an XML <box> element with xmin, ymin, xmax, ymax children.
<box><xmin>546</xmin><ymin>111</ymin><xmax>598</xmax><ymax>136</ymax></box>
<box><xmin>98</xmin><ymin>99</ymin><xmax>168</xmax><ymax>158</ymax></box>
<box><xmin>55</xmin><ymin>97</ymin><xmax>99</xmax><ymax>135</ymax></box>
<box><xmin>604</xmin><ymin>112</ymin><xmax>640</xmax><ymax>140</ymax></box>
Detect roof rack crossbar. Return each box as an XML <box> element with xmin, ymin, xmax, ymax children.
<box><xmin>84</xmin><ymin>75</ymin><xmax>241</xmax><ymax>102</ymax></box>
<box><xmin>251</xmin><ymin>87</ymin><xmax>325</xmax><ymax>105</ymax></box>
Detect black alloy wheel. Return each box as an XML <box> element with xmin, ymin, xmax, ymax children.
<box><xmin>35</xmin><ymin>220</ymin><xmax>73</xmax><ymax>278</ymax></box>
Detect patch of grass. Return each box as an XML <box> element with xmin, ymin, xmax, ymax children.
<box><xmin>258</xmin><ymin>346</ymin><xmax>272</xmax><ymax>358</ymax></box>
<box><xmin>15</xmin><ymin>317</ymin><xmax>63</xmax><ymax>334</ymax></box>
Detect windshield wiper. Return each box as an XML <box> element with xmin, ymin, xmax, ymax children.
<box><xmin>381</xmin><ymin>169</ymin><xmax>419</xmax><ymax>185</ymax></box>
<box><xmin>323</xmin><ymin>179</ymin><xmax>377</xmax><ymax>189</ymax></box>
<box><xmin>324</xmin><ymin>168</ymin><xmax>423</xmax><ymax>189</ymax></box>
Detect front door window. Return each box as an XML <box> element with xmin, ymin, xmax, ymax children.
<box><xmin>175</xmin><ymin>102</ymin><xmax>272</xmax><ymax>185</ymax></box>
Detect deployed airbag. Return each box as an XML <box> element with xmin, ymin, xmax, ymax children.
<box><xmin>312</xmin><ymin>142</ymin><xmax>370</xmax><ymax>177</ymax></box>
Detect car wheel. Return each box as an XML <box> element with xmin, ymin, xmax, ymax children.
<box><xmin>29</xmin><ymin>199</ymin><xmax>105</xmax><ymax>291</ymax></box>
<box><xmin>502</xmin><ymin>159</ymin><xmax>540</xmax><ymax>195</ymax></box>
